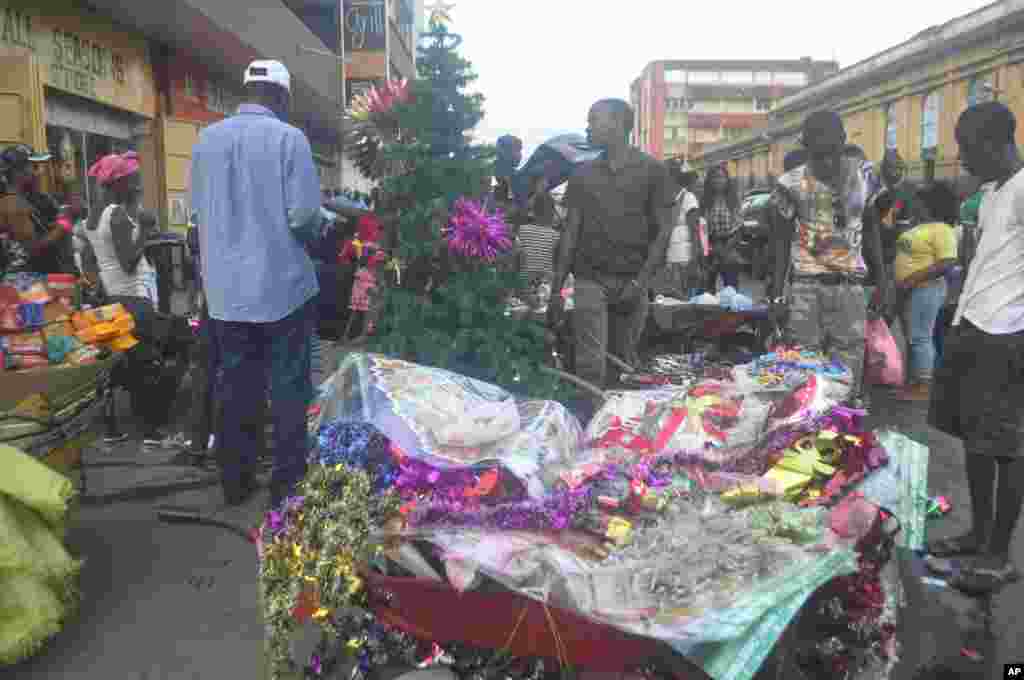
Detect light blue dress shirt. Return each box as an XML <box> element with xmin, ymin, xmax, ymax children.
<box><xmin>190</xmin><ymin>104</ymin><xmax>321</xmax><ymax>323</ymax></box>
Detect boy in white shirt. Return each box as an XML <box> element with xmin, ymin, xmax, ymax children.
<box><xmin>928</xmin><ymin>102</ymin><xmax>1024</xmax><ymax>592</ymax></box>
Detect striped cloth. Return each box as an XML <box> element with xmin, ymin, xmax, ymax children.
<box><xmin>517</xmin><ymin>224</ymin><xmax>559</xmax><ymax>282</ymax></box>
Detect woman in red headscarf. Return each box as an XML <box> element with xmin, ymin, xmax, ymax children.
<box><xmin>83</xmin><ymin>152</ymin><xmax>159</xmax><ymax>305</ymax></box>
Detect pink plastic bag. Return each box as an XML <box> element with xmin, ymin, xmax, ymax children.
<box><xmin>864</xmin><ymin>318</ymin><xmax>904</xmax><ymax>386</ymax></box>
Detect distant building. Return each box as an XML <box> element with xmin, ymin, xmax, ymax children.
<box><xmin>694</xmin><ymin>0</ymin><xmax>1024</xmax><ymax>196</ymax></box>
<box><xmin>629</xmin><ymin>58</ymin><xmax>838</xmax><ymax>161</ymax></box>
<box><xmin>284</xmin><ymin>0</ymin><xmax>420</xmax><ymax>192</ymax></box>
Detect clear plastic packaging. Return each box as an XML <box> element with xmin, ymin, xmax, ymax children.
<box><xmin>313</xmin><ymin>353</ymin><xmax>583</xmax><ymax>498</ymax></box>
<box><xmin>584</xmin><ymin>380</ymin><xmax>773</xmax><ymax>461</ymax></box>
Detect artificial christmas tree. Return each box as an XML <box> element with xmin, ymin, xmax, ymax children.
<box><xmin>347</xmin><ymin>14</ymin><xmax>568</xmax><ymax>400</ymax></box>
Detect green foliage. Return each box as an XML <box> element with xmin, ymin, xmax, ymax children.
<box><xmin>367</xmin><ymin>20</ymin><xmax>569</xmax><ymax>401</ymax></box>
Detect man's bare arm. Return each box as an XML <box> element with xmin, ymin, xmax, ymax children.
<box><xmin>552</xmin><ymin>205</ymin><xmax>581</xmax><ymax>292</ymax></box>
<box><xmin>637</xmin><ymin>167</ymin><xmax>674</xmax><ymax>286</ymax></box>
<box><xmin>769</xmin><ymin>191</ymin><xmax>796</xmax><ymax>300</ymax></box>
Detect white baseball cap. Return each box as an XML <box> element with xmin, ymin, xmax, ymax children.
<box><xmin>244</xmin><ymin>60</ymin><xmax>291</xmax><ymax>92</ymax></box>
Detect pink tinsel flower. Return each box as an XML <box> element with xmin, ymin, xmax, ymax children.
<box><xmin>444</xmin><ymin>198</ymin><xmax>513</xmax><ymax>261</ymax></box>
<box><xmin>350</xmin><ymin>78</ymin><xmax>411</xmax><ymax>120</ymax></box>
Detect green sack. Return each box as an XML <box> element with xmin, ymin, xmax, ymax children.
<box><xmin>0</xmin><ymin>572</ymin><xmax>66</xmax><ymax>667</ymax></box>
<box><xmin>1</xmin><ymin>494</ymin><xmax>80</xmax><ymax>605</ymax></box>
<box><xmin>0</xmin><ymin>445</ymin><xmax>76</xmax><ymax>531</ymax></box>
<box><xmin>0</xmin><ymin>494</ymin><xmax>35</xmax><ymax>573</ymax></box>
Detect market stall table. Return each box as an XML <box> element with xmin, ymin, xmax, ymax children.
<box><xmin>646</xmin><ymin>302</ymin><xmax>775</xmax><ymax>355</ymax></box>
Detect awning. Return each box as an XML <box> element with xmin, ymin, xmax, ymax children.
<box><xmin>84</xmin><ymin>0</ymin><xmax>340</xmax><ymax>141</ymax></box>
<box><xmin>45</xmin><ymin>90</ymin><xmax>146</xmax><ymax>140</ymax></box>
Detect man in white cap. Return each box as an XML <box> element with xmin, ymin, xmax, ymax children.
<box><xmin>190</xmin><ymin>59</ymin><xmax>322</xmax><ymax>509</ymax></box>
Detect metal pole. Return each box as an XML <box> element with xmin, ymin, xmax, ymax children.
<box><xmin>338</xmin><ymin>0</ymin><xmax>347</xmax><ymax>189</ymax></box>
<box><xmin>384</xmin><ymin>0</ymin><xmax>391</xmax><ymax>81</ymax></box>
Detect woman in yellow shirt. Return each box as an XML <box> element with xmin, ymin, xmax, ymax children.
<box><xmin>889</xmin><ymin>183</ymin><xmax>959</xmax><ymax>401</ymax></box>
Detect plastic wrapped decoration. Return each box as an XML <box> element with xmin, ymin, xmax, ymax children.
<box><xmin>312</xmin><ymin>353</ymin><xmax>584</xmax><ymax>499</ymax></box>
<box><xmin>583</xmin><ymin>381</ymin><xmax>771</xmax><ymax>465</ymax></box>
<box><xmin>764</xmin><ymin>373</ymin><xmax>835</xmax><ymax>434</ymax></box>
<box><xmin>418</xmin><ymin>492</ymin><xmax>855</xmax><ymax>656</ymax></box>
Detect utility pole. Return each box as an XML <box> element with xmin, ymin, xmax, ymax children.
<box><xmin>339</xmin><ymin>0</ymin><xmax>347</xmax><ymax>188</ymax></box>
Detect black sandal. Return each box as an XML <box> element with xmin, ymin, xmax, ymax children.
<box><xmin>951</xmin><ymin>561</ymin><xmax>1021</xmax><ymax>595</ymax></box>
<box><xmin>928</xmin><ymin>533</ymin><xmax>983</xmax><ymax>558</ymax></box>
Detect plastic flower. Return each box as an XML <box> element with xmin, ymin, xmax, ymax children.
<box><xmin>444</xmin><ymin>198</ymin><xmax>513</xmax><ymax>261</ymax></box>
<box><xmin>350</xmin><ymin>78</ymin><xmax>411</xmax><ymax>121</ymax></box>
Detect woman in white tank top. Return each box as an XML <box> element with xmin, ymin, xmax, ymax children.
<box><xmin>653</xmin><ymin>164</ymin><xmax>706</xmax><ymax>300</ymax></box>
<box><xmin>84</xmin><ymin>152</ymin><xmax>158</xmax><ymax>306</ymax></box>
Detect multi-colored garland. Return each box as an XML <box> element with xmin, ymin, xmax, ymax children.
<box><xmin>258</xmin><ymin>461</ymin><xmax>401</xmax><ymax>680</ymax></box>
<box><xmin>268</xmin><ymin>410</ymin><xmax>894</xmax><ymax>677</ymax></box>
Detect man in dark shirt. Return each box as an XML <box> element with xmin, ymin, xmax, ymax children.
<box><xmin>548</xmin><ymin>99</ymin><xmax>673</xmax><ymax>393</ymax></box>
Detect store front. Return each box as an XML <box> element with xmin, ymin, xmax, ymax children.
<box><xmin>0</xmin><ymin>0</ymin><xmax>157</xmax><ymax>212</ymax></box>
<box><xmin>157</xmin><ymin>53</ymin><xmax>240</xmax><ymax>231</ymax></box>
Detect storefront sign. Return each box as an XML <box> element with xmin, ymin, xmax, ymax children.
<box><xmin>168</xmin><ymin>54</ymin><xmax>238</xmax><ymax>124</ymax></box>
<box><xmin>0</xmin><ymin>0</ymin><xmax>156</xmax><ymax>117</ymax></box>
<box><xmin>345</xmin><ymin>0</ymin><xmax>386</xmax><ymax>51</ymax></box>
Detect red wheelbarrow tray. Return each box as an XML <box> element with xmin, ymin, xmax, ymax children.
<box><xmin>364</xmin><ymin>568</ymin><xmax>713</xmax><ymax>679</ymax></box>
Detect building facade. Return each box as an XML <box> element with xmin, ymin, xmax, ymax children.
<box><xmin>285</xmin><ymin>0</ymin><xmax>420</xmax><ymax>193</ymax></box>
<box><xmin>0</xmin><ymin>0</ymin><xmax>159</xmax><ymax>219</ymax></box>
<box><xmin>629</xmin><ymin>58</ymin><xmax>837</xmax><ymax>161</ymax></box>
<box><xmin>0</xmin><ymin>0</ymin><xmax>346</xmax><ymax>232</ymax></box>
<box><xmin>694</xmin><ymin>0</ymin><xmax>1024</xmax><ymax>197</ymax></box>
<box><xmin>0</xmin><ymin>0</ymin><xmax>427</xmax><ymax>233</ymax></box>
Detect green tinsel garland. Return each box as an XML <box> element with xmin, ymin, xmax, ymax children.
<box><xmin>259</xmin><ymin>464</ymin><xmax>401</xmax><ymax>680</ymax></box>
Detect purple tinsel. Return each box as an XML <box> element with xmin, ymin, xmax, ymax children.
<box><xmin>444</xmin><ymin>198</ymin><xmax>512</xmax><ymax>261</ymax></box>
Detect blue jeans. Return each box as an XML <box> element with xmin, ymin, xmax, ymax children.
<box><xmin>897</xmin><ymin>279</ymin><xmax>947</xmax><ymax>383</ymax></box>
<box><xmin>210</xmin><ymin>298</ymin><xmax>317</xmax><ymax>505</ymax></box>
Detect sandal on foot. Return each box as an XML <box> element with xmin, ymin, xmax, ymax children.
<box><xmin>928</xmin><ymin>534</ymin><xmax>983</xmax><ymax>558</ymax></box>
<box><xmin>951</xmin><ymin>561</ymin><xmax>1021</xmax><ymax>595</ymax></box>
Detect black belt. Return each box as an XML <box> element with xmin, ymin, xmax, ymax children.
<box><xmin>791</xmin><ymin>273</ymin><xmax>865</xmax><ymax>286</ymax></box>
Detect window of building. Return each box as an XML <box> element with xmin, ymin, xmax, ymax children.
<box><xmin>664</xmin><ymin>69</ymin><xmax>686</xmax><ymax>83</ymax></box>
<box><xmin>690</xmin><ymin>100</ymin><xmax>720</xmax><ymax>113</ymax></box>
<box><xmin>774</xmin><ymin>72</ymin><xmax>808</xmax><ymax>86</ymax></box>
<box><xmin>921</xmin><ymin>90</ymin><xmax>941</xmax><ymax>151</ymax></box>
<box><xmin>883</xmin><ymin>103</ymin><xmax>898</xmax><ymax>151</ymax></box>
<box><xmin>723</xmin><ymin>71</ymin><xmax>753</xmax><ymax>85</ymax></box>
<box><xmin>207</xmin><ymin>83</ymin><xmax>235</xmax><ymax>115</ymax></box>
<box><xmin>967</xmin><ymin>74</ymin><xmax>994</xmax><ymax>107</ymax></box>
<box><xmin>687</xmin><ymin>71</ymin><xmax>716</xmax><ymax>84</ymax></box>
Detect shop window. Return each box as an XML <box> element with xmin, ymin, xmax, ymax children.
<box><xmin>687</xmin><ymin>71</ymin><xmax>716</xmax><ymax>84</ymax></box>
<box><xmin>967</xmin><ymin>75</ymin><xmax>993</xmax><ymax>107</ymax></box>
<box><xmin>723</xmin><ymin>71</ymin><xmax>753</xmax><ymax>85</ymax></box>
<box><xmin>208</xmin><ymin>84</ymin><xmax>234</xmax><ymax>115</ymax></box>
<box><xmin>921</xmin><ymin>90</ymin><xmax>941</xmax><ymax>151</ymax></box>
<box><xmin>883</xmin><ymin>103</ymin><xmax>898</xmax><ymax>151</ymax></box>
<box><xmin>774</xmin><ymin>72</ymin><xmax>808</xmax><ymax>86</ymax></box>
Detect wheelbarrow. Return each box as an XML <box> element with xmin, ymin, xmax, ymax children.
<box><xmin>363</xmin><ymin>569</ymin><xmax>713</xmax><ymax>680</ymax></box>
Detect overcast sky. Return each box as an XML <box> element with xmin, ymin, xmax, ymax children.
<box><xmin>447</xmin><ymin>0</ymin><xmax>993</xmax><ymax>158</ymax></box>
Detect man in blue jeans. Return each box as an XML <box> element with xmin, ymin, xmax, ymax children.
<box><xmin>190</xmin><ymin>60</ymin><xmax>322</xmax><ymax>509</ymax></box>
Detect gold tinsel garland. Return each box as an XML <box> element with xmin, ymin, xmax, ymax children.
<box><xmin>259</xmin><ymin>464</ymin><xmax>401</xmax><ymax>680</ymax></box>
